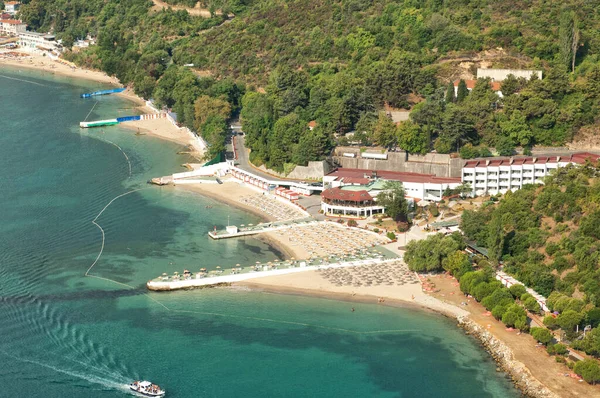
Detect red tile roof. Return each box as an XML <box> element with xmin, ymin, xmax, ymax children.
<box><xmin>0</xmin><ymin>19</ymin><xmax>24</xmax><ymax>24</ymax></box>
<box><xmin>308</xmin><ymin>120</ymin><xmax>317</xmax><ymax>128</ymax></box>
<box><xmin>321</xmin><ymin>188</ymin><xmax>373</xmax><ymax>202</ymax></box>
<box><xmin>463</xmin><ymin>152</ymin><xmax>600</xmax><ymax>168</ymax></box>
<box><xmin>454</xmin><ymin>79</ymin><xmax>502</xmax><ymax>92</ymax></box>
<box><xmin>326</xmin><ymin>168</ymin><xmax>461</xmax><ymax>184</ymax></box>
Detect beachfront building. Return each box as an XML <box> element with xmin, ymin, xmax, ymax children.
<box><xmin>320</xmin><ymin>168</ymin><xmax>461</xmax><ymax>217</ymax></box>
<box><xmin>0</xmin><ymin>19</ymin><xmax>26</xmax><ymax>36</ymax></box>
<box><xmin>18</xmin><ymin>31</ymin><xmax>59</xmax><ymax>52</ymax></box>
<box><xmin>321</xmin><ymin>187</ymin><xmax>384</xmax><ymax>217</ymax></box>
<box><xmin>462</xmin><ymin>152</ymin><xmax>600</xmax><ymax>196</ymax></box>
<box><xmin>324</xmin><ymin>168</ymin><xmax>461</xmax><ymax>201</ymax></box>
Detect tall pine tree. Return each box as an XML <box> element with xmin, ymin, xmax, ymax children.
<box><xmin>559</xmin><ymin>11</ymin><xmax>579</xmax><ymax>72</ymax></box>
<box><xmin>445</xmin><ymin>82</ymin><xmax>455</xmax><ymax>103</ymax></box>
<box><xmin>456</xmin><ymin>79</ymin><xmax>469</xmax><ymax>102</ymax></box>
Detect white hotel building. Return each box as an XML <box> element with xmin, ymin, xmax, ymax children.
<box><xmin>462</xmin><ymin>152</ymin><xmax>600</xmax><ymax>196</ymax></box>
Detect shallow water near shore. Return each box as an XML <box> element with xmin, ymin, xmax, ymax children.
<box><xmin>0</xmin><ymin>67</ymin><xmax>519</xmax><ymax>397</ymax></box>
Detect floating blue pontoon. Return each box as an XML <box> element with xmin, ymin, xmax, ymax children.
<box><xmin>80</xmin><ymin>87</ymin><xmax>126</xmax><ymax>98</ymax></box>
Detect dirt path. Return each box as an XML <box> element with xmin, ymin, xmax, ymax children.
<box><xmin>151</xmin><ymin>0</ymin><xmax>219</xmax><ymax>17</ymax></box>
<box><xmin>427</xmin><ymin>274</ymin><xmax>597</xmax><ymax>397</ymax></box>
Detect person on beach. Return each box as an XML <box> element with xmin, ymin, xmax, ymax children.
<box><xmin>351</xmin><ymin>307</ymin><xmax>355</xmax><ymax>312</ymax></box>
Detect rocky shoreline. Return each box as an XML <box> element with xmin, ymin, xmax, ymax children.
<box><xmin>457</xmin><ymin>316</ymin><xmax>559</xmax><ymax>398</ymax></box>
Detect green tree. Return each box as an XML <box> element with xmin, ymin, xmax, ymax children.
<box><xmin>500</xmin><ymin>110</ymin><xmax>533</xmax><ymax>147</ymax></box>
<box><xmin>194</xmin><ymin>95</ymin><xmax>232</xmax><ymax>132</ymax></box>
<box><xmin>376</xmin><ymin>181</ymin><xmax>409</xmax><ymax>222</ymax></box>
<box><xmin>531</xmin><ymin>327</ymin><xmax>553</xmax><ymax>345</ymax></box>
<box><xmin>373</xmin><ymin>113</ymin><xmax>397</xmax><ymax>148</ymax></box>
<box><xmin>405</xmin><ymin>234</ymin><xmax>462</xmax><ymax>272</ymax></box>
<box><xmin>495</xmin><ymin>135</ymin><xmax>515</xmax><ymax>156</ymax></box>
<box><xmin>509</xmin><ymin>284</ymin><xmax>527</xmax><ymax>299</ymax></box>
<box><xmin>502</xmin><ymin>304</ymin><xmax>527</xmax><ymax>328</ymax></box>
<box><xmin>559</xmin><ymin>11</ymin><xmax>579</xmax><ymax>72</ymax></box>
<box><xmin>456</xmin><ymin>79</ymin><xmax>469</xmax><ymax>102</ymax></box>
<box><xmin>500</xmin><ymin>74</ymin><xmax>521</xmax><ymax>97</ymax></box>
<box><xmin>441</xmin><ymin>250</ymin><xmax>472</xmax><ymax>277</ymax></box>
<box><xmin>445</xmin><ymin>82</ymin><xmax>455</xmax><ymax>103</ymax></box>
<box><xmin>397</xmin><ymin>121</ymin><xmax>428</xmax><ymax>154</ymax></box>
<box><xmin>557</xmin><ymin>310</ymin><xmax>584</xmax><ymax>331</ymax></box>
<box><xmin>574</xmin><ymin>359</ymin><xmax>600</xmax><ymax>384</ymax></box>
<box><xmin>524</xmin><ymin>296</ymin><xmax>541</xmax><ymax>313</ymax></box>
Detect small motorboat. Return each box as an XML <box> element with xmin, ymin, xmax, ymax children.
<box><xmin>129</xmin><ymin>380</ymin><xmax>166</xmax><ymax>397</ymax></box>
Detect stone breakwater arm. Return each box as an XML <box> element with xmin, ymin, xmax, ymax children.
<box><xmin>457</xmin><ymin>316</ymin><xmax>559</xmax><ymax>398</ymax></box>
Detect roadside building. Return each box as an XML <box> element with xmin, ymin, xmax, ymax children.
<box><xmin>4</xmin><ymin>2</ymin><xmax>21</xmax><ymax>16</ymax></box>
<box><xmin>477</xmin><ymin>68</ymin><xmax>543</xmax><ymax>81</ymax></box>
<box><xmin>462</xmin><ymin>152</ymin><xmax>600</xmax><ymax>196</ymax></box>
<box><xmin>0</xmin><ymin>19</ymin><xmax>26</xmax><ymax>36</ymax></box>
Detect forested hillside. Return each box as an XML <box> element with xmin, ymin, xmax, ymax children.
<box><xmin>16</xmin><ymin>0</ymin><xmax>600</xmax><ymax>168</ymax></box>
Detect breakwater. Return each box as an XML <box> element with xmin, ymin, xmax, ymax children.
<box><xmin>457</xmin><ymin>317</ymin><xmax>560</xmax><ymax>398</ymax></box>
<box><xmin>147</xmin><ymin>258</ymin><xmax>398</xmax><ymax>291</ymax></box>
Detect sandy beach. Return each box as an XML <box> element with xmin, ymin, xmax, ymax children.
<box><xmin>0</xmin><ymin>52</ymin><xmax>118</xmax><ymax>84</ymax></box>
<box><xmin>174</xmin><ymin>181</ymin><xmax>277</xmax><ymax>222</ymax></box>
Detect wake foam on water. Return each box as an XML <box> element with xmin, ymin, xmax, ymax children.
<box><xmin>0</xmin><ymin>349</ymin><xmax>130</xmax><ymax>392</ymax></box>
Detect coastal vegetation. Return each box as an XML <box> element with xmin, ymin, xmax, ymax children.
<box><xmin>15</xmin><ymin>0</ymin><xmax>600</xmax><ymax>168</ymax></box>
<box><xmin>405</xmin><ymin>163</ymin><xmax>600</xmax><ymax>383</ymax></box>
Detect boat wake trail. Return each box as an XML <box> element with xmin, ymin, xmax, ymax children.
<box><xmin>0</xmin><ymin>349</ymin><xmax>129</xmax><ymax>392</ymax></box>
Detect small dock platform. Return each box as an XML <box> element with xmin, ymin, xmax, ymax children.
<box><xmin>208</xmin><ymin>218</ymin><xmax>317</xmax><ymax>240</ymax></box>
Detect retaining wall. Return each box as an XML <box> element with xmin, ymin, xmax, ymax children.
<box><xmin>333</xmin><ymin>147</ymin><xmax>463</xmax><ymax>177</ymax></box>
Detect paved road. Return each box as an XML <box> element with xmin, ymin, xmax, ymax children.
<box><xmin>233</xmin><ymin>135</ymin><xmax>287</xmax><ymax>182</ymax></box>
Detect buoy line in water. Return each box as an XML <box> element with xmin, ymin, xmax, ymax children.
<box><xmin>84</xmin><ymin>101</ymin><xmax>99</xmax><ymax>122</ymax></box>
<box><xmin>101</xmin><ymin>138</ymin><xmax>132</xmax><ymax>178</ymax></box>
<box><xmin>85</xmin><ymin>188</ymin><xmax>148</xmax><ymax>281</ymax></box>
<box><xmin>0</xmin><ymin>74</ymin><xmax>50</xmax><ymax>87</ymax></box>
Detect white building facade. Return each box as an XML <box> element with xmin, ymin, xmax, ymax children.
<box><xmin>18</xmin><ymin>31</ymin><xmax>59</xmax><ymax>52</ymax></box>
<box><xmin>4</xmin><ymin>2</ymin><xmax>21</xmax><ymax>15</ymax></box>
<box><xmin>0</xmin><ymin>19</ymin><xmax>26</xmax><ymax>35</ymax></box>
<box><xmin>462</xmin><ymin>153</ymin><xmax>600</xmax><ymax>196</ymax></box>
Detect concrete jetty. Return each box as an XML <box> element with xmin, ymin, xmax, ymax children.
<box><xmin>147</xmin><ymin>258</ymin><xmax>398</xmax><ymax>291</ymax></box>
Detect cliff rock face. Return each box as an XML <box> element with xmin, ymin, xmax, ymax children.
<box><xmin>457</xmin><ymin>316</ymin><xmax>559</xmax><ymax>398</ymax></box>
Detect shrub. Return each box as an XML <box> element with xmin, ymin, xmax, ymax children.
<box><xmin>397</xmin><ymin>221</ymin><xmax>410</xmax><ymax>232</ymax></box>
<box><xmin>347</xmin><ymin>219</ymin><xmax>358</xmax><ymax>227</ymax></box>
<box><xmin>373</xmin><ymin>228</ymin><xmax>379</xmax><ymax>233</ymax></box>
<box><xmin>524</xmin><ymin>297</ymin><xmax>541</xmax><ymax>314</ymax></box>
<box><xmin>509</xmin><ymin>284</ymin><xmax>527</xmax><ymax>298</ymax></box>
<box><xmin>337</xmin><ymin>218</ymin><xmax>345</xmax><ymax>224</ymax></box>
<box><xmin>543</xmin><ymin>315</ymin><xmax>559</xmax><ymax>330</ymax></box>
<box><xmin>429</xmin><ymin>204</ymin><xmax>440</xmax><ymax>217</ymax></box>
<box><xmin>574</xmin><ymin>359</ymin><xmax>600</xmax><ymax>384</ymax></box>
<box><xmin>386</xmin><ymin>231</ymin><xmax>396</xmax><ymax>240</ymax></box>
<box><xmin>531</xmin><ymin>327</ymin><xmax>553</xmax><ymax>345</ymax></box>
<box><xmin>553</xmin><ymin>343</ymin><xmax>568</xmax><ymax>356</ymax></box>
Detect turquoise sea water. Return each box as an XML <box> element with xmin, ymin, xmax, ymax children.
<box><xmin>0</xmin><ymin>68</ymin><xmax>519</xmax><ymax>397</ymax></box>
